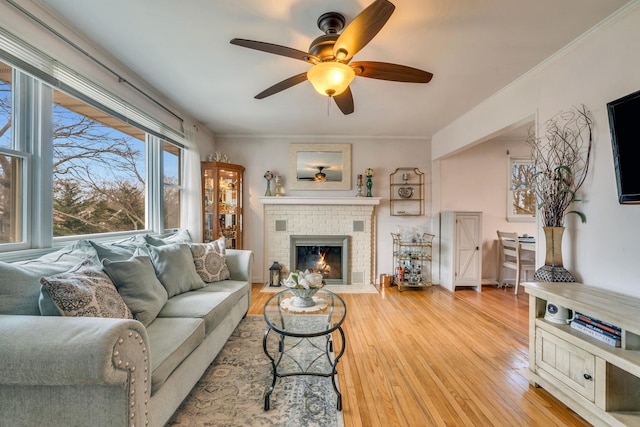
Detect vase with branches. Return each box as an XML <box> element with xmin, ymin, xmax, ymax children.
<box><xmin>526</xmin><ymin>105</ymin><xmax>593</xmax><ymax>282</ymax></box>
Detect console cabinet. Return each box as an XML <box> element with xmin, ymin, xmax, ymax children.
<box><xmin>201</xmin><ymin>161</ymin><xmax>244</xmax><ymax>248</ymax></box>
<box><xmin>523</xmin><ymin>281</ymin><xmax>640</xmax><ymax>427</ymax></box>
<box><xmin>439</xmin><ymin>211</ymin><xmax>483</xmax><ymax>292</ymax></box>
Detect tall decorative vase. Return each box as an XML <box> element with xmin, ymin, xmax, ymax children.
<box><xmin>533</xmin><ymin>226</ymin><xmax>575</xmax><ymax>282</ymax></box>
<box><xmin>366</xmin><ymin>176</ymin><xmax>373</xmax><ymax>197</ymax></box>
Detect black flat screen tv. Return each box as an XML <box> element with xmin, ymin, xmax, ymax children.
<box><xmin>607</xmin><ymin>89</ymin><xmax>640</xmax><ymax>204</ymax></box>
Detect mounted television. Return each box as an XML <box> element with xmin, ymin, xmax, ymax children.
<box><xmin>607</xmin><ymin>89</ymin><xmax>640</xmax><ymax>204</ymax></box>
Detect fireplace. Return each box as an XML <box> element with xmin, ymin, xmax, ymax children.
<box><xmin>290</xmin><ymin>235</ymin><xmax>349</xmax><ymax>285</ymax></box>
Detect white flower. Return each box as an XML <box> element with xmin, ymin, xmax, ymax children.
<box><xmin>281</xmin><ymin>270</ymin><xmax>325</xmax><ymax>289</ymax></box>
<box><xmin>365</xmin><ymin>168</ymin><xmax>374</xmax><ymax>177</ymax></box>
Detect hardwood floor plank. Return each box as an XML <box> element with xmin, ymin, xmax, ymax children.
<box><xmin>249</xmin><ymin>284</ymin><xmax>590</xmax><ymax>426</ymax></box>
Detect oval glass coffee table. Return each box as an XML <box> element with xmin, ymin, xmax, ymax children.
<box><xmin>263</xmin><ymin>288</ymin><xmax>347</xmax><ymax>411</ymax></box>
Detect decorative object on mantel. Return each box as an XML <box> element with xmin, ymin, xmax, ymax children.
<box><xmin>526</xmin><ymin>105</ymin><xmax>593</xmax><ymax>282</ymax></box>
<box><xmin>274</xmin><ymin>175</ymin><xmax>285</xmax><ymax>196</ymax></box>
<box><xmin>364</xmin><ymin>168</ymin><xmax>374</xmax><ymax>197</ymax></box>
<box><xmin>263</xmin><ymin>170</ymin><xmax>274</xmax><ymax>196</ymax></box>
<box><xmin>281</xmin><ymin>269</ymin><xmax>326</xmax><ymax>307</ymax></box>
<box><xmin>268</xmin><ymin>261</ymin><xmax>282</xmax><ymax>287</ymax></box>
<box><xmin>356</xmin><ymin>174</ymin><xmax>364</xmax><ymax>197</ymax></box>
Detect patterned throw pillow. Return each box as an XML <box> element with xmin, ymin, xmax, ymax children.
<box><xmin>189</xmin><ymin>243</ymin><xmax>231</xmax><ymax>283</ymax></box>
<box><xmin>40</xmin><ymin>259</ymin><xmax>133</xmax><ymax>319</ymax></box>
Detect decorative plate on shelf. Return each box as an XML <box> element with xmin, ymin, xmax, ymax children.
<box><xmin>398</xmin><ymin>186</ymin><xmax>414</xmax><ymax>199</ymax></box>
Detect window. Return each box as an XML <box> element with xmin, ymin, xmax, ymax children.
<box><xmin>0</xmin><ymin>51</ymin><xmax>186</xmax><ymax>254</ymax></box>
<box><xmin>52</xmin><ymin>89</ymin><xmax>146</xmax><ymax>236</ymax></box>
<box><xmin>0</xmin><ymin>61</ymin><xmax>11</xmax><ymax>149</ymax></box>
<box><xmin>163</xmin><ymin>141</ymin><xmax>181</xmax><ymax>230</ymax></box>
<box><xmin>0</xmin><ymin>61</ymin><xmax>24</xmax><ymax>244</ymax></box>
<box><xmin>508</xmin><ymin>157</ymin><xmax>536</xmax><ymax>222</ymax></box>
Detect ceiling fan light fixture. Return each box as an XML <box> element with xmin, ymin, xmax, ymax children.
<box><xmin>307</xmin><ymin>62</ymin><xmax>355</xmax><ymax>97</ymax></box>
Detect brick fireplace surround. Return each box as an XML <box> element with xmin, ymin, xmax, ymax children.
<box><xmin>260</xmin><ymin>197</ymin><xmax>382</xmax><ymax>285</ymax></box>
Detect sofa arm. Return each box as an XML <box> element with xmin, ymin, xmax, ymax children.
<box><xmin>0</xmin><ymin>315</ymin><xmax>150</xmax><ymax>426</ymax></box>
<box><xmin>225</xmin><ymin>249</ymin><xmax>254</xmax><ymax>282</ymax></box>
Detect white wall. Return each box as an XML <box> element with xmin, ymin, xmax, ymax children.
<box><xmin>432</xmin><ymin>3</ymin><xmax>640</xmax><ymax>296</ymax></box>
<box><xmin>215</xmin><ymin>136</ymin><xmax>432</xmax><ymax>283</ymax></box>
<box><xmin>440</xmin><ymin>138</ymin><xmax>536</xmax><ymax>281</ymax></box>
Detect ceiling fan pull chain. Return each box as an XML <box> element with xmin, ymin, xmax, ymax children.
<box><xmin>327</xmin><ymin>96</ymin><xmax>331</xmax><ymax>116</ymax></box>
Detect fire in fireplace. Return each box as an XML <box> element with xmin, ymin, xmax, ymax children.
<box><xmin>290</xmin><ymin>235</ymin><xmax>349</xmax><ymax>285</ymax></box>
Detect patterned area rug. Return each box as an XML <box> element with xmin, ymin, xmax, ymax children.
<box><xmin>167</xmin><ymin>315</ymin><xmax>345</xmax><ymax>427</ymax></box>
<box><xmin>261</xmin><ymin>283</ymin><xmax>378</xmax><ymax>294</ymax></box>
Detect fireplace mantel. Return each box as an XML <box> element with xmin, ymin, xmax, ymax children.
<box><xmin>259</xmin><ymin>196</ymin><xmax>382</xmax><ymax>205</ymax></box>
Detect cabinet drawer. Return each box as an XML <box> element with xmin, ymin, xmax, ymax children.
<box><xmin>536</xmin><ymin>328</ymin><xmax>595</xmax><ymax>401</ymax></box>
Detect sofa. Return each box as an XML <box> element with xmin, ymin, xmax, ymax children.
<box><xmin>0</xmin><ymin>230</ymin><xmax>254</xmax><ymax>427</ymax></box>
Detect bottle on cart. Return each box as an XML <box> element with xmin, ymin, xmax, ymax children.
<box><xmin>396</xmin><ymin>264</ymin><xmax>404</xmax><ymax>284</ymax></box>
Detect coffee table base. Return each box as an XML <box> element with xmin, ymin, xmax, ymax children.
<box><xmin>263</xmin><ymin>326</ymin><xmax>345</xmax><ymax>411</ymax></box>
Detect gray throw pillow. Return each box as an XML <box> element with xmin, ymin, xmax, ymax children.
<box><xmin>144</xmin><ymin>229</ymin><xmax>193</xmax><ymax>247</ymax></box>
<box><xmin>39</xmin><ymin>259</ymin><xmax>133</xmax><ymax>319</ymax></box>
<box><xmin>102</xmin><ymin>256</ymin><xmax>168</xmax><ymax>326</ymax></box>
<box><xmin>189</xmin><ymin>242</ymin><xmax>230</xmax><ymax>283</ymax></box>
<box><xmin>90</xmin><ymin>240</ymin><xmax>138</xmax><ymax>261</ymax></box>
<box><xmin>142</xmin><ymin>243</ymin><xmax>205</xmax><ymax>297</ymax></box>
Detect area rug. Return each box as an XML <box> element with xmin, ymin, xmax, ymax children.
<box><xmin>167</xmin><ymin>315</ymin><xmax>345</xmax><ymax>427</ymax></box>
<box><xmin>261</xmin><ymin>283</ymin><xmax>378</xmax><ymax>294</ymax></box>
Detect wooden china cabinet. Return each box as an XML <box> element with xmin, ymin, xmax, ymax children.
<box><xmin>201</xmin><ymin>161</ymin><xmax>244</xmax><ymax>249</ymax></box>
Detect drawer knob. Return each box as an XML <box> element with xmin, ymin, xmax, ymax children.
<box><xmin>584</xmin><ymin>373</ymin><xmax>592</xmax><ymax>380</ymax></box>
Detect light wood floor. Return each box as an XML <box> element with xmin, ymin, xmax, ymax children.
<box><xmin>249</xmin><ymin>284</ymin><xmax>591</xmax><ymax>427</ymax></box>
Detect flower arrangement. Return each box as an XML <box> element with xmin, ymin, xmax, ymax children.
<box><xmin>364</xmin><ymin>168</ymin><xmax>374</xmax><ymax>177</ymax></box>
<box><xmin>281</xmin><ymin>269</ymin><xmax>326</xmax><ymax>290</ymax></box>
<box><xmin>526</xmin><ymin>105</ymin><xmax>593</xmax><ymax>227</ymax></box>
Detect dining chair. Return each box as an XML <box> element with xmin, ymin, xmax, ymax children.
<box><xmin>496</xmin><ymin>230</ymin><xmax>536</xmax><ymax>295</ymax></box>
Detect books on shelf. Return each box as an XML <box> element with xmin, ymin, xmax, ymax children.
<box><xmin>574</xmin><ymin>312</ymin><xmax>621</xmax><ymax>336</ymax></box>
<box><xmin>570</xmin><ymin>315</ymin><xmax>621</xmax><ymax>347</ymax></box>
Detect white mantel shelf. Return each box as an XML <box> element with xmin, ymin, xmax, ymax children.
<box><xmin>259</xmin><ymin>196</ymin><xmax>382</xmax><ymax>205</ymax></box>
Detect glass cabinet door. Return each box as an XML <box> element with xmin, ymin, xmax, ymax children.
<box><xmin>202</xmin><ymin>162</ymin><xmax>244</xmax><ymax>249</ymax></box>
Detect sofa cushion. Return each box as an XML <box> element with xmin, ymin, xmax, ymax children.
<box><xmin>139</xmin><ymin>243</ymin><xmax>205</xmax><ymax>297</ymax></box>
<box><xmin>146</xmin><ymin>317</ymin><xmax>205</xmax><ymax>395</ymax></box>
<box><xmin>144</xmin><ymin>229</ymin><xmax>193</xmax><ymax>247</ymax></box>
<box><xmin>102</xmin><ymin>255</ymin><xmax>168</xmax><ymax>326</ymax></box>
<box><xmin>189</xmin><ymin>242</ymin><xmax>230</xmax><ymax>283</ymax></box>
<box><xmin>158</xmin><ymin>281</ymin><xmax>249</xmax><ymax>335</ymax></box>
<box><xmin>0</xmin><ymin>241</ymin><xmax>100</xmax><ymax>316</ymax></box>
<box><xmin>40</xmin><ymin>259</ymin><xmax>133</xmax><ymax>319</ymax></box>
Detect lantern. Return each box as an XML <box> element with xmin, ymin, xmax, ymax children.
<box><xmin>268</xmin><ymin>261</ymin><xmax>282</xmax><ymax>287</ymax></box>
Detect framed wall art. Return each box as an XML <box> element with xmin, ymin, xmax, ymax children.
<box><xmin>289</xmin><ymin>143</ymin><xmax>351</xmax><ymax>190</ymax></box>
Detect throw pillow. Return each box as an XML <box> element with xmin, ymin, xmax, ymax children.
<box><xmin>39</xmin><ymin>259</ymin><xmax>133</xmax><ymax>319</ymax></box>
<box><xmin>90</xmin><ymin>240</ymin><xmax>138</xmax><ymax>262</ymax></box>
<box><xmin>142</xmin><ymin>243</ymin><xmax>205</xmax><ymax>297</ymax></box>
<box><xmin>144</xmin><ymin>229</ymin><xmax>193</xmax><ymax>247</ymax></box>
<box><xmin>189</xmin><ymin>243</ymin><xmax>231</xmax><ymax>283</ymax></box>
<box><xmin>102</xmin><ymin>256</ymin><xmax>168</xmax><ymax>326</ymax></box>
<box><xmin>212</xmin><ymin>236</ymin><xmax>226</xmax><ymax>254</ymax></box>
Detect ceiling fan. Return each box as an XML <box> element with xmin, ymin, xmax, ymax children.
<box><xmin>230</xmin><ymin>0</ymin><xmax>433</xmax><ymax>115</ymax></box>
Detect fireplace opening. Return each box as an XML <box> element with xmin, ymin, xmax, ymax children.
<box><xmin>290</xmin><ymin>235</ymin><xmax>349</xmax><ymax>285</ymax></box>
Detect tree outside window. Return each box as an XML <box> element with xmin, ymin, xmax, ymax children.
<box><xmin>52</xmin><ymin>89</ymin><xmax>146</xmax><ymax>236</ymax></box>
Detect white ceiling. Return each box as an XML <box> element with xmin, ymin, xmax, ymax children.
<box><xmin>36</xmin><ymin>0</ymin><xmax>630</xmax><ymax>139</ymax></box>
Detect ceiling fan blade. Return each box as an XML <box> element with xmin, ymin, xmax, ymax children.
<box><xmin>333</xmin><ymin>87</ymin><xmax>354</xmax><ymax>115</ymax></box>
<box><xmin>332</xmin><ymin>0</ymin><xmax>395</xmax><ymax>61</ymax></box>
<box><xmin>230</xmin><ymin>38</ymin><xmax>318</xmax><ymax>63</ymax></box>
<box><xmin>255</xmin><ymin>72</ymin><xmax>308</xmax><ymax>99</ymax></box>
<box><xmin>351</xmin><ymin>61</ymin><xmax>433</xmax><ymax>83</ymax></box>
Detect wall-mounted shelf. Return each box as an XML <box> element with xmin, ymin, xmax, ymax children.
<box><xmin>390</xmin><ymin>167</ymin><xmax>424</xmax><ymax>216</ymax></box>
